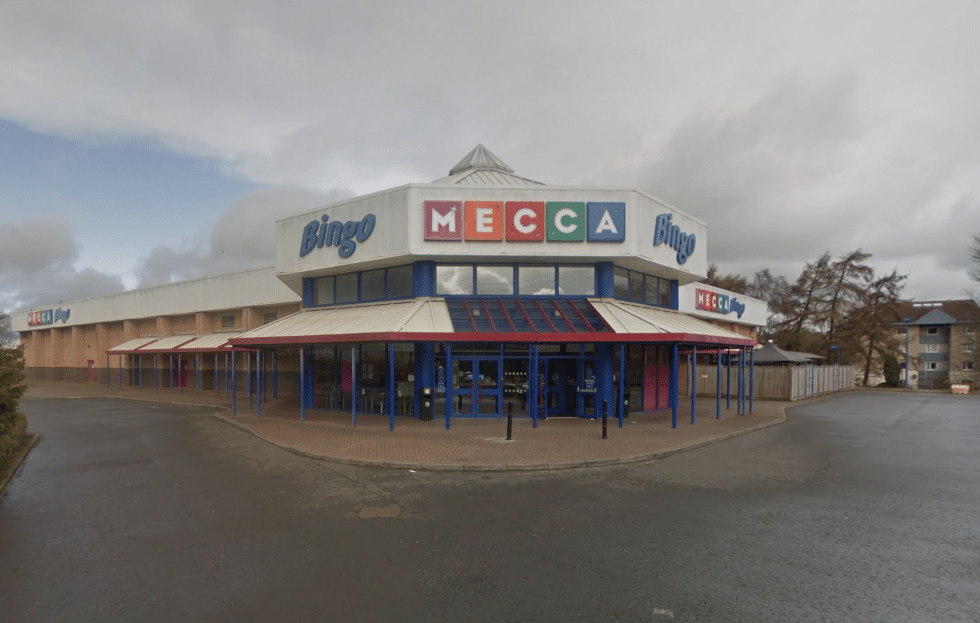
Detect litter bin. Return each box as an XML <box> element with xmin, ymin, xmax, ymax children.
<box><xmin>419</xmin><ymin>387</ymin><xmax>434</xmax><ymax>421</ymax></box>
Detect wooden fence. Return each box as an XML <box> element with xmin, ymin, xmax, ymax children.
<box><xmin>682</xmin><ymin>364</ymin><xmax>857</xmax><ymax>401</ymax></box>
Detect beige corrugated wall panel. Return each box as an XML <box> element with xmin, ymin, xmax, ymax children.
<box><xmin>106</xmin><ymin>336</ymin><xmax>158</xmax><ymax>353</ymax></box>
<box><xmin>588</xmin><ymin>299</ymin><xmax>748</xmax><ymax>340</ymax></box>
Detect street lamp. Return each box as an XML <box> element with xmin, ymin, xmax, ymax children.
<box><xmin>903</xmin><ymin>317</ymin><xmax>911</xmax><ymax>389</ymax></box>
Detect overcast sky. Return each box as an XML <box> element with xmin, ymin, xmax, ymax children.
<box><xmin>2</xmin><ymin>0</ymin><xmax>978</xmax><ymax>313</ymax></box>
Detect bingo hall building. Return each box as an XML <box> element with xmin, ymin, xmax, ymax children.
<box><xmin>13</xmin><ymin>145</ymin><xmax>766</xmax><ymax>428</ymax></box>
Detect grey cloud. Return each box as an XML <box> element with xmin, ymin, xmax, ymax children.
<box><xmin>0</xmin><ymin>216</ymin><xmax>78</xmax><ymax>271</ymax></box>
<box><xmin>135</xmin><ymin>185</ymin><xmax>349</xmax><ymax>287</ymax></box>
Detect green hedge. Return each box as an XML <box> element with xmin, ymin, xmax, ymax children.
<box><xmin>0</xmin><ymin>409</ymin><xmax>27</xmax><ymax>471</ymax></box>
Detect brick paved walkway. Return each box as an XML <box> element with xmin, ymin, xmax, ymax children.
<box><xmin>25</xmin><ymin>380</ymin><xmax>786</xmax><ymax>470</ymax></box>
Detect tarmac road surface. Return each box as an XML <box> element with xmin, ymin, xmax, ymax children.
<box><xmin>1</xmin><ymin>391</ymin><xmax>977</xmax><ymax>622</ymax></box>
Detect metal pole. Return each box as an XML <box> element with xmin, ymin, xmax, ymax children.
<box><xmin>299</xmin><ymin>346</ymin><xmax>305</xmax><ymax>422</ymax></box>
<box><xmin>139</xmin><ymin>355</ymin><xmax>143</xmax><ymax>389</ymax></box>
<box><xmin>531</xmin><ymin>344</ymin><xmax>538</xmax><ymax>429</ymax></box>
<box><xmin>618</xmin><ymin>344</ymin><xmax>625</xmax><ymax>429</ymax></box>
<box><xmin>351</xmin><ymin>346</ymin><xmax>357</xmax><ymax>427</ymax></box>
<box><xmin>507</xmin><ymin>400</ymin><xmax>513</xmax><ymax>440</ymax></box>
<box><xmin>196</xmin><ymin>354</ymin><xmax>201</xmax><ymax>394</ymax></box>
<box><xmin>214</xmin><ymin>353</ymin><xmax>218</xmax><ymax>396</ymax></box>
<box><xmin>225</xmin><ymin>352</ymin><xmax>229</xmax><ymax>397</ymax></box>
<box><xmin>670</xmin><ymin>344</ymin><xmax>679</xmax><ymax>429</ymax></box>
<box><xmin>257</xmin><ymin>350</ymin><xmax>262</xmax><ymax>418</ymax></box>
<box><xmin>177</xmin><ymin>354</ymin><xmax>182</xmax><ymax>392</ymax></box>
<box><xmin>904</xmin><ymin>318</ymin><xmax>911</xmax><ymax>389</ymax></box>
<box><xmin>107</xmin><ymin>358</ymin><xmax>110</xmax><ymax>387</ymax></box>
<box><xmin>232</xmin><ymin>349</ymin><xmax>237</xmax><ymax>415</ymax></box>
<box><xmin>691</xmin><ymin>345</ymin><xmax>697</xmax><ymax>425</ymax></box>
<box><xmin>726</xmin><ymin>352</ymin><xmax>731</xmax><ymax>410</ymax></box>
<box><xmin>169</xmin><ymin>354</ymin><xmax>173</xmax><ymax>392</ymax></box>
<box><xmin>272</xmin><ymin>350</ymin><xmax>278</xmax><ymax>399</ymax></box>
<box><xmin>716</xmin><ymin>348</ymin><xmax>722</xmax><ymax>419</ymax></box>
<box><xmin>389</xmin><ymin>343</ymin><xmax>396</xmax><ymax>432</ymax></box>
<box><xmin>154</xmin><ymin>354</ymin><xmax>158</xmax><ymax>390</ymax></box>
<box><xmin>602</xmin><ymin>400</ymin><xmax>608</xmax><ymax>439</ymax></box>
<box><xmin>247</xmin><ymin>351</ymin><xmax>252</xmax><ymax>410</ymax></box>
<box><xmin>118</xmin><ymin>355</ymin><xmax>122</xmax><ymax>388</ymax></box>
<box><xmin>445</xmin><ymin>342</ymin><xmax>452</xmax><ymax>430</ymax></box>
<box><xmin>749</xmin><ymin>348</ymin><xmax>755</xmax><ymax>414</ymax></box>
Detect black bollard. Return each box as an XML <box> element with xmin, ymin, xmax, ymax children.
<box><xmin>507</xmin><ymin>401</ymin><xmax>513</xmax><ymax>440</ymax></box>
<box><xmin>602</xmin><ymin>400</ymin><xmax>608</xmax><ymax>439</ymax></box>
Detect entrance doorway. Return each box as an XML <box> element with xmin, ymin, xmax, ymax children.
<box><xmin>452</xmin><ymin>358</ymin><xmax>502</xmax><ymax>417</ymax></box>
<box><xmin>538</xmin><ymin>356</ymin><xmax>596</xmax><ymax>418</ymax></box>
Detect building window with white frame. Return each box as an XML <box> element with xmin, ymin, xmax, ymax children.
<box><xmin>925</xmin><ymin>362</ymin><xmax>938</xmax><ymax>370</ymax></box>
<box><xmin>963</xmin><ymin>361</ymin><xmax>974</xmax><ymax>371</ymax></box>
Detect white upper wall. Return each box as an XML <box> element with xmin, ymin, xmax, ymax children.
<box><xmin>678</xmin><ymin>283</ymin><xmax>768</xmax><ymax>327</ymax></box>
<box><xmin>12</xmin><ymin>267</ymin><xmax>299</xmax><ymax>333</ymax></box>
<box><xmin>275</xmin><ymin>184</ymin><xmax>709</xmax><ymax>294</ymax></box>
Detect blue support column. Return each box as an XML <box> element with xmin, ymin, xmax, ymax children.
<box><xmin>530</xmin><ymin>344</ymin><xmax>539</xmax><ymax>428</ymax></box>
<box><xmin>726</xmin><ymin>352</ymin><xmax>732</xmax><ymax>410</ymax></box>
<box><xmin>256</xmin><ymin>350</ymin><xmax>262</xmax><ymax>418</ymax></box>
<box><xmin>247</xmin><ymin>351</ymin><xmax>252</xmax><ymax>410</ymax></box>
<box><xmin>749</xmin><ymin>348</ymin><xmax>755</xmax><ymax>414</ymax></box>
<box><xmin>225</xmin><ymin>352</ymin><xmax>229</xmax><ymax>396</ymax></box>
<box><xmin>445</xmin><ymin>342</ymin><xmax>452</xmax><ymax>430</ymax></box>
<box><xmin>232</xmin><ymin>349</ymin><xmax>237</xmax><ymax>415</ymax></box>
<box><xmin>716</xmin><ymin>348</ymin><xmax>722</xmax><ymax>419</ymax></box>
<box><xmin>595</xmin><ymin>343</ymin><xmax>614</xmax><ymax>421</ymax></box>
<box><xmin>738</xmin><ymin>348</ymin><xmax>745</xmax><ymax>414</ymax></box>
<box><xmin>196</xmin><ymin>354</ymin><xmax>201</xmax><ymax>394</ymax></box>
<box><xmin>301</xmin><ymin>346</ymin><xmax>315</xmax><ymax>412</ymax></box>
<box><xmin>139</xmin><ymin>355</ymin><xmax>143</xmax><ymax>389</ymax></box>
<box><xmin>388</xmin><ymin>343</ymin><xmax>396</xmax><ymax>431</ymax></box>
<box><xmin>177</xmin><ymin>354</ymin><xmax>182</xmax><ymax>392</ymax></box>
<box><xmin>618</xmin><ymin>343</ymin><xmax>625</xmax><ymax>428</ymax></box>
<box><xmin>169</xmin><ymin>354</ymin><xmax>174</xmax><ymax>392</ymax></box>
<box><xmin>154</xmin><ymin>355</ymin><xmax>158</xmax><ymax>390</ymax></box>
<box><xmin>670</xmin><ymin>343</ymin><xmax>679</xmax><ymax>429</ymax></box>
<box><xmin>130</xmin><ymin>356</ymin><xmax>135</xmax><ymax>388</ymax></box>
<box><xmin>595</xmin><ymin>261</ymin><xmax>615</xmax><ymax>297</ymax></box>
<box><xmin>351</xmin><ymin>346</ymin><xmax>357</xmax><ymax>427</ymax></box>
<box><xmin>107</xmin><ymin>359</ymin><xmax>110</xmax><ymax>387</ymax></box>
<box><xmin>272</xmin><ymin>350</ymin><xmax>278</xmax><ymax>399</ymax></box>
<box><xmin>691</xmin><ymin>346</ymin><xmax>697</xmax><ymax>425</ymax></box>
<box><xmin>118</xmin><ymin>355</ymin><xmax>122</xmax><ymax>388</ymax></box>
<box><xmin>214</xmin><ymin>353</ymin><xmax>218</xmax><ymax>396</ymax></box>
<box><xmin>299</xmin><ymin>347</ymin><xmax>305</xmax><ymax>421</ymax></box>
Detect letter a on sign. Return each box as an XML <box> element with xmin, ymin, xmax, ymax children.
<box><xmin>424</xmin><ymin>201</ymin><xmax>463</xmax><ymax>241</ymax></box>
<box><xmin>586</xmin><ymin>202</ymin><xmax>626</xmax><ymax>242</ymax></box>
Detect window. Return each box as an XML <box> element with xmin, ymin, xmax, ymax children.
<box><xmin>519</xmin><ymin>266</ymin><xmax>555</xmax><ymax>296</ymax></box>
<box><xmin>924</xmin><ymin>344</ymin><xmax>940</xmax><ymax>353</ymax></box>
<box><xmin>360</xmin><ymin>269</ymin><xmax>385</xmax><ymax>301</ymax></box>
<box><xmin>613</xmin><ymin>266</ymin><xmax>630</xmax><ymax>299</ymax></box>
<box><xmin>965</xmin><ymin>325</ymin><xmax>976</xmax><ymax>334</ymax></box>
<box><xmin>387</xmin><ymin>265</ymin><xmax>413</xmax><ymax>298</ymax></box>
<box><xmin>476</xmin><ymin>266</ymin><xmax>513</xmax><ymax>295</ymax></box>
<box><xmin>221</xmin><ymin>315</ymin><xmax>235</xmax><ymax>329</ymax></box>
<box><xmin>315</xmin><ymin>276</ymin><xmax>335</xmax><ymax>305</ymax></box>
<box><xmin>613</xmin><ymin>265</ymin><xmax>673</xmax><ymax>307</ymax></box>
<box><xmin>263</xmin><ymin>312</ymin><xmax>277</xmax><ymax>325</ymax></box>
<box><xmin>436</xmin><ymin>265</ymin><xmax>473</xmax><ymax>295</ymax></box>
<box><xmin>963</xmin><ymin>361</ymin><xmax>974</xmax><ymax>371</ymax></box>
<box><xmin>927</xmin><ymin>327</ymin><xmax>939</xmax><ymax>335</ymax></box>
<box><xmin>557</xmin><ymin>266</ymin><xmax>594</xmax><ymax>295</ymax></box>
<box><xmin>925</xmin><ymin>362</ymin><xmax>938</xmax><ymax>370</ymax></box>
<box><xmin>964</xmin><ymin>344</ymin><xmax>975</xmax><ymax>353</ymax></box>
<box><xmin>336</xmin><ymin>273</ymin><xmax>357</xmax><ymax>303</ymax></box>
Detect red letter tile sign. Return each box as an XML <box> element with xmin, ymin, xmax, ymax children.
<box><xmin>464</xmin><ymin>201</ymin><xmax>503</xmax><ymax>240</ymax></box>
<box><xmin>424</xmin><ymin>201</ymin><xmax>463</xmax><ymax>241</ymax></box>
<box><xmin>505</xmin><ymin>201</ymin><xmax>545</xmax><ymax>241</ymax></box>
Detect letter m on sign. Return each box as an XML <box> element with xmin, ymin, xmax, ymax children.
<box><xmin>424</xmin><ymin>201</ymin><xmax>463</xmax><ymax>241</ymax></box>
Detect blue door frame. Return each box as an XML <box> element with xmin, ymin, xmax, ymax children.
<box><xmin>451</xmin><ymin>356</ymin><xmax>503</xmax><ymax>418</ymax></box>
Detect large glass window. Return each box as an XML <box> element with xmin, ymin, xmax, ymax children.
<box><xmin>336</xmin><ymin>273</ymin><xmax>357</xmax><ymax>303</ymax></box>
<box><xmin>477</xmin><ymin>266</ymin><xmax>514</xmax><ymax>295</ymax></box>
<box><xmin>614</xmin><ymin>266</ymin><xmax>630</xmax><ymax>298</ymax></box>
<box><xmin>436</xmin><ymin>265</ymin><xmax>474</xmax><ymax>295</ymax></box>
<box><xmin>558</xmin><ymin>266</ymin><xmax>595</xmax><ymax>295</ymax></box>
<box><xmin>314</xmin><ymin>276</ymin><xmax>335</xmax><ymax>305</ymax></box>
<box><xmin>360</xmin><ymin>269</ymin><xmax>385</xmax><ymax>301</ymax></box>
<box><xmin>629</xmin><ymin>271</ymin><xmax>644</xmax><ymax>301</ymax></box>
<box><xmin>387</xmin><ymin>265</ymin><xmax>413</xmax><ymax>298</ymax></box>
<box><xmin>519</xmin><ymin>266</ymin><xmax>555</xmax><ymax>296</ymax></box>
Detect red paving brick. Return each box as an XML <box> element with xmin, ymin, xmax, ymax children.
<box><xmin>25</xmin><ymin>380</ymin><xmax>786</xmax><ymax>470</ymax></box>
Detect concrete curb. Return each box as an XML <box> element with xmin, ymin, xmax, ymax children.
<box><xmin>0</xmin><ymin>433</ymin><xmax>40</xmax><ymax>497</ymax></box>
<box><xmin>210</xmin><ymin>404</ymin><xmax>789</xmax><ymax>472</ymax></box>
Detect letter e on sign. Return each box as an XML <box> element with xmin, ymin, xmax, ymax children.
<box><xmin>505</xmin><ymin>202</ymin><xmax>544</xmax><ymax>241</ymax></box>
<box><xmin>424</xmin><ymin>201</ymin><xmax>463</xmax><ymax>241</ymax></box>
<box><xmin>464</xmin><ymin>201</ymin><xmax>503</xmax><ymax>241</ymax></box>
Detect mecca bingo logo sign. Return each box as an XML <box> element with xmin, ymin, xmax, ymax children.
<box><xmin>423</xmin><ymin>201</ymin><xmax>626</xmax><ymax>243</ymax></box>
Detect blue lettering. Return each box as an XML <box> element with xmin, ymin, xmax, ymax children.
<box><xmin>299</xmin><ymin>220</ymin><xmax>319</xmax><ymax>257</ymax></box>
<box><xmin>300</xmin><ymin>213</ymin><xmax>377</xmax><ymax>258</ymax></box>
<box><xmin>653</xmin><ymin>213</ymin><xmax>697</xmax><ymax>265</ymax></box>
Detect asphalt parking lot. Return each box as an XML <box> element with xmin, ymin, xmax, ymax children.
<box><xmin>2</xmin><ymin>391</ymin><xmax>978</xmax><ymax>622</ymax></box>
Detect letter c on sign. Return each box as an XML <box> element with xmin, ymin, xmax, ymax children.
<box><xmin>513</xmin><ymin>207</ymin><xmax>537</xmax><ymax>234</ymax></box>
<box><xmin>555</xmin><ymin>208</ymin><xmax>577</xmax><ymax>234</ymax></box>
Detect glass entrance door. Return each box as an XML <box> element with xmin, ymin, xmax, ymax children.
<box><xmin>538</xmin><ymin>356</ymin><xmax>596</xmax><ymax>417</ymax></box>
<box><xmin>453</xmin><ymin>358</ymin><xmax>502</xmax><ymax>417</ymax></box>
